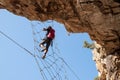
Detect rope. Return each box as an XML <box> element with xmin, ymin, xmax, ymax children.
<box><xmin>0</xmin><ymin>30</ymin><xmax>35</xmax><ymax>57</ymax></box>
<box><xmin>52</xmin><ymin>41</ymin><xmax>81</xmax><ymax>80</ymax></box>
<box><xmin>31</xmin><ymin>21</ymin><xmax>81</xmax><ymax>80</ymax></box>
<box><xmin>0</xmin><ymin>20</ymin><xmax>81</xmax><ymax>80</ymax></box>
<box><xmin>31</xmin><ymin>24</ymin><xmax>64</xmax><ymax>80</ymax></box>
<box><xmin>34</xmin><ymin>56</ymin><xmax>47</xmax><ymax>80</ymax></box>
<box><xmin>31</xmin><ymin>22</ymin><xmax>64</xmax><ymax>80</ymax></box>
<box><xmin>61</xmin><ymin>57</ymin><xmax>81</xmax><ymax>80</ymax></box>
<box><xmin>0</xmin><ymin>29</ymin><xmax>50</xmax><ymax>80</ymax></box>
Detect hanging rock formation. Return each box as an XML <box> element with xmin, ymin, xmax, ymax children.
<box><xmin>0</xmin><ymin>0</ymin><xmax>120</xmax><ymax>80</ymax></box>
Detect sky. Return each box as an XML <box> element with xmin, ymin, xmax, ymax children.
<box><xmin>0</xmin><ymin>9</ymin><xmax>98</xmax><ymax>80</ymax></box>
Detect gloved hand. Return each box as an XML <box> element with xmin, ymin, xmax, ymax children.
<box><xmin>43</xmin><ymin>28</ymin><xmax>46</xmax><ymax>31</ymax></box>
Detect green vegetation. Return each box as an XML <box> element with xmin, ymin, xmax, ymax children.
<box><xmin>83</xmin><ymin>41</ymin><xmax>95</xmax><ymax>49</ymax></box>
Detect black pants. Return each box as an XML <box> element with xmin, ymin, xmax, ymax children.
<box><xmin>40</xmin><ymin>37</ymin><xmax>52</xmax><ymax>50</ymax></box>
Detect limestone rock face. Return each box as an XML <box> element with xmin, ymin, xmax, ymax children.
<box><xmin>93</xmin><ymin>42</ymin><xmax>120</xmax><ymax>80</ymax></box>
<box><xmin>0</xmin><ymin>0</ymin><xmax>120</xmax><ymax>80</ymax></box>
<box><xmin>92</xmin><ymin>42</ymin><xmax>107</xmax><ymax>80</ymax></box>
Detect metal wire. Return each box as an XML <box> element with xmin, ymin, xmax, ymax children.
<box><xmin>0</xmin><ymin>20</ymin><xmax>81</xmax><ymax>80</ymax></box>
<box><xmin>31</xmin><ymin>21</ymin><xmax>81</xmax><ymax>80</ymax></box>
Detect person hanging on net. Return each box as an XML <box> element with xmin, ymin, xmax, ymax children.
<box><xmin>39</xmin><ymin>26</ymin><xmax>55</xmax><ymax>59</ymax></box>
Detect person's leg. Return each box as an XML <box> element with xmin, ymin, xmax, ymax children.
<box><xmin>46</xmin><ymin>38</ymin><xmax>52</xmax><ymax>51</ymax></box>
<box><xmin>42</xmin><ymin>38</ymin><xmax>52</xmax><ymax>59</ymax></box>
<box><xmin>39</xmin><ymin>38</ymin><xmax>47</xmax><ymax>48</ymax></box>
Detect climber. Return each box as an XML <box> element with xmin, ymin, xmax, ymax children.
<box><xmin>39</xmin><ymin>26</ymin><xmax>55</xmax><ymax>59</ymax></box>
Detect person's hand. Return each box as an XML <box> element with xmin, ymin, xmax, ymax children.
<box><xmin>43</xmin><ymin>28</ymin><xmax>46</xmax><ymax>31</ymax></box>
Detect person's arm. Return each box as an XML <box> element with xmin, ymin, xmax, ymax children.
<box><xmin>43</xmin><ymin>28</ymin><xmax>50</xmax><ymax>36</ymax></box>
<box><xmin>43</xmin><ymin>28</ymin><xmax>48</xmax><ymax>31</ymax></box>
